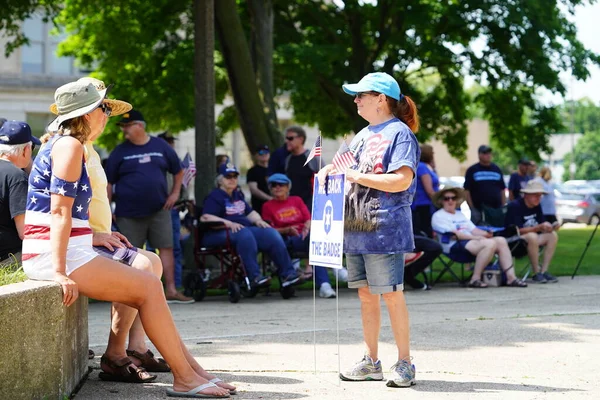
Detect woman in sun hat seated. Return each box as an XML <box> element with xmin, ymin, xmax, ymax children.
<box><xmin>431</xmin><ymin>186</ymin><xmax>527</xmax><ymax>288</ymax></box>
<box><xmin>261</xmin><ymin>173</ymin><xmax>337</xmax><ymax>299</ymax></box>
<box><xmin>201</xmin><ymin>164</ymin><xmax>303</xmax><ymax>290</ymax></box>
<box><xmin>22</xmin><ymin>80</ymin><xmax>232</xmax><ymax>398</ymax></box>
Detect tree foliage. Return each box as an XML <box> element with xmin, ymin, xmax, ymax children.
<box><xmin>563</xmin><ymin>131</ymin><xmax>600</xmax><ymax>180</ymax></box>
<box><xmin>2</xmin><ymin>0</ymin><xmax>599</xmax><ymax>160</ymax></box>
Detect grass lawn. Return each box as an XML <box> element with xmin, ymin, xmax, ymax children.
<box><xmin>429</xmin><ymin>225</ymin><xmax>600</xmax><ymax>282</ymax></box>
<box><xmin>0</xmin><ymin>256</ymin><xmax>27</xmax><ymax>286</ymax></box>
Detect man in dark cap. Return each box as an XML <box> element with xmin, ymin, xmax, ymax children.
<box><xmin>0</xmin><ymin>120</ymin><xmax>40</xmax><ymax>266</ymax></box>
<box><xmin>463</xmin><ymin>145</ymin><xmax>506</xmax><ymax>224</ymax></box>
<box><xmin>247</xmin><ymin>145</ymin><xmax>272</xmax><ymax>213</ymax></box>
<box><xmin>508</xmin><ymin>158</ymin><xmax>532</xmax><ymax>201</ymax></box>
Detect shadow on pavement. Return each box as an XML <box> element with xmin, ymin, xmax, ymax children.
<box><xmin>412</xmin><ymin>380</ymin><xmax>582</xmax><ymax>394</ymax></box>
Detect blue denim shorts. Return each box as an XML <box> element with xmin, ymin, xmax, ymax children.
<box><xmin>345</xmin><ymin>253</ymin><xmax>405</xmax><ymax>294</ymax></box>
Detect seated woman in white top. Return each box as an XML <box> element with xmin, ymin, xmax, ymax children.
<box><xmin>431</xmin><ymin>186</ymin><xmax>527</xmax><ymax>288</ymax></box>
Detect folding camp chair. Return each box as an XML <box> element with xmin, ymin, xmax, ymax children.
<box><xmin>429</xmin><ymin>232</ymin><xmax>476</xmax><ymax>286</ymax></box>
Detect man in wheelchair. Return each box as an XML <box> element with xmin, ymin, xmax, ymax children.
<box><xmin>200</xmin><ymin>163</ymin><xmax>303</xmax><ymax>290</ymax></box>
<box><xmin>505</xmin><ymin>180</ymin><xmax>559</xmax><ymax>284</ymax></box>
<box><xmin>431</xmin><ymin>186</ymin><xmax>527</xmax><ymax>288</ymax></box>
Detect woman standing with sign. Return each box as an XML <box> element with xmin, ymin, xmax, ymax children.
<box><xmin>318</xmin><ymin>72</ymin><xmax>420</xmax><ymax>387</ymax></box>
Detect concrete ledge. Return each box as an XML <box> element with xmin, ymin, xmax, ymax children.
<box><xmin>0</xmin><ymin>280</ymin><xmax>88</xmax><ymax>400</ymax></box>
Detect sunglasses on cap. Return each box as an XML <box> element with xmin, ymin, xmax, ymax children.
<box><xmin>443</xmin><ymin>196</ymin><xmax>457</xmax><ymax>202</ymax></box>
<box><xmin>257</xmin><ymin>149</ymin><xmax>269</xmax><ymax>155</ymax></box>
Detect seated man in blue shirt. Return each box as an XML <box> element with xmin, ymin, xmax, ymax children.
<box><xmin>505</xmin><ymin>180</ymin><xmax>559</xmax><ymax>284</ymax></box>
<box><xmin>201</xmin><ymin>163</ymin><xmax>302</xmax><ymax>290</ymax></box>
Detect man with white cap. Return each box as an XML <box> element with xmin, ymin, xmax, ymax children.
<box><xmin>505</xmin><ymin>180</ymin><xmax>559</xmax><ymax>283</ymax></box>
<box><xmin>0</xmin><ymin>120</ymin><xmax>40</xmax><ymax>267</ymax></box>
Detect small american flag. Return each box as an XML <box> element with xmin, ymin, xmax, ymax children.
<box><xmin>181</xmin><ymin>152</ymin><xmax>197</xmax><ymax>188</ymax></box>
<box><xmin>332</xmin><ymin>141</ymin><xmax>357</xmax><ymax>172</ymax></box>
<box><xmin>303</xmin><ymin>135</ymin><xmax>322</xmax><ymax>166</ymax></box>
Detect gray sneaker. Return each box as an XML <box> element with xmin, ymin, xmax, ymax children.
<box><xmin>339</xmin><ymin>355</ymin><xmax>383</xmax><ymax>381</ymax></box>
<box><xmin>386</xmin><ymin>359</ymin><xmax>416</xmax><ymax>388</ymax></box>
<box><xmin>543</xmin><ymin>272</ymin><xmax>558</xmax><ymax>283</ymax></box>
<box><xmin>531</xmin><ymin>273</ymin><xmax>547</xmax><ymax>283</ymax></box>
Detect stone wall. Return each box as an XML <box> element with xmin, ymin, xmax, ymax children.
<box><xmin>0</xmin><ymin>280</ymin><xmax>88</xmax><ymax>400</ymax></box>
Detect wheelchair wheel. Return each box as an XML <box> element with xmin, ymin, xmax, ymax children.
<box><xmin>184</xmin><ymin>271</ymin><xmax>206</xmax><ymax>301</ymax></box>
<box><xmin>280</xmin><ymin>285</ymin><xmax>295</xmax><ymax>300</ymax></box>
<box><xmin>228</xmin><ymin>280</ymin><xmax>241</xmax><ymax>303</ymax></box>
<box><xmin>240</xmin><ymin>283</ymin><xmax>259</xmax><ymax>298</ymax></box>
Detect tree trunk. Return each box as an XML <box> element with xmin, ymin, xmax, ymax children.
<box><xmin>215</xmin><ymin>0</ymin><xmax>273</xmax><ymax>151</ymax></box>
<box><xmin>247</xmin><ymin>0</ymin><xmax>281</xmax><ymax>146</ymax></box>
<box><xmin>194</xmin><ymin>0</ymin><xmax>216</xmax><ymax>202</ymax></box>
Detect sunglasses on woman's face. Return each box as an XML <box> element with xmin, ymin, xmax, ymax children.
<box><xmin>443</xmin><ymin>196</ymin><xmax>457</xmax><ymax>202</ymax></box>
<box><xmin>224</xmin><ymin>174</ymin><xmax>238</xmax><ymax>180</ymax></box>
<box><xmin>355</xmin><ymin>91</ymin><xmax>379</xmax><ymax>99</ymax></box>
<box><xmin>99</xmin><ymin>104</ymin><xmax>112</xmax><ymax>117</ymax></box>
<box><xmin>270</xmin><ymin>182</ymin><xmax>288</xmax><ymax>188</ymax></box>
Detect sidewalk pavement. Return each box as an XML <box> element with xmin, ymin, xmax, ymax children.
<box><xmin>78</xmin><ymin>276</ymin><xmax>600</xmax><ymax>399</ymax></box>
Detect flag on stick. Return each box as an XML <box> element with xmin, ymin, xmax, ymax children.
<box><xmin>181</xmin><ymin>152</ymin><xmax>197</xmax><ymax>188</ymax></box>
<box><xmin>304</xmin><ymin>135</ymin><xmax>322</xmax><ymax>166</ymax></box>
<box><xmin>332</xmin><ymin>141</ymin><xmax>357</xmax><ymax>172</ymax></box>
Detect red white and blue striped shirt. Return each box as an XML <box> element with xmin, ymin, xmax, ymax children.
<box><xmin>22</xmin><ymin>135</ymin><xmax>93</xmax><ymax>261</ymax></box>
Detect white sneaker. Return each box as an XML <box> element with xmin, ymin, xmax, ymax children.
<box><xmin>319</xmin><ymin>282</ymin><xmax>336</xmax><ymax>298</ymax></box>
<box><xmin>337</xmin><ymin>267</ymin><xmax>348</xmax><ymax>283</ymax></box>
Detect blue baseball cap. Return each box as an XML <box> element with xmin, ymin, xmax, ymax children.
<box><xmin>342</xmin><ymin>72</ymin><xmax>401</xmax><ymax>100</ymax></box>
<box><xmin>0</xmin><ymin>120</ymin><xmax>41</xmax><ymax>146</ymax></box>
<box><xmin>267</xmin><ymin>173</ymin><xmax>291</xmax><ymax>185</ymax></box>
<box><xmin>218</xmin><ymin>162</ymin><xmax>239</xmax><ymax>176</ymax></box>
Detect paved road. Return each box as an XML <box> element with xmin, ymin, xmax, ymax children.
<box><xmin>78</xmin><ymin>276</ymin><xmax>600</xmax><ymax>399</ymax></box>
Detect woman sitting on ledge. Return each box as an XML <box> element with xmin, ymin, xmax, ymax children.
<box><xmin>22</xmin><ymin>81</ymin><xmax>232</xmax><ymax>399</ymax></box>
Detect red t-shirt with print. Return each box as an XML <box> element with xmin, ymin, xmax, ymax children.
<box><xmin>261</xmin><ymin>196</ymin><xmax>310</xmax><ymax>234</ymax></box>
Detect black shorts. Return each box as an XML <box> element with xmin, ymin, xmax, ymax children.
<box><xmin>544</xmin><ymin>215</ymin><xmax>558</xmax><ymax>225</ymax></box>
<box><xmin>449</xmin><ymin>240</ymin><xmax>473</xmax><ymax>260</ymax></box>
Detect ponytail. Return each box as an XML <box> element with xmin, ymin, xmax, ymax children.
<box><xmin>386</xmin><ymin>95</ymin><xmax>420</xmax><ymax>133</ymax></box>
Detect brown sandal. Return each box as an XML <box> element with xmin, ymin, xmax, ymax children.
<box><xmin>467</xmin><ymin>280</ymin><xmax>488</xmax><ymax>288</ymax></box>
<box><xmin>126</xmin><ymin>349</ymin><xmax>171</xmax><ymax>373</ymax></box>
<box><xmin>99</xmin><ymin>355</ymin><xmax>157</xmax><ymax>383</ymax></box>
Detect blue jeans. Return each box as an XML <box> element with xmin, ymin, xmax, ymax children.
<box><xmin>285</xmin><ymin>235</ymin><xmax>331</xmax><ymax>288</ymax></box>
<box><xmin>202</xmin><ymin>226</ymin><xmax>296</xmax><ymax>281</ymax></box>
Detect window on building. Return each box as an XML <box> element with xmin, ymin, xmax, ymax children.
<box><xmin>21</xmin><ymin>14</ymin><xmax>76</xmax><ymax>76</ymax></box>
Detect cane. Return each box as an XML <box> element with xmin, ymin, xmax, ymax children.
<box><xmin>571</xmin><ymin>219</ymin><xmax>600</xmax><ymax>279</ymax></box>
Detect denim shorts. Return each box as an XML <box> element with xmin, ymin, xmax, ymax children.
<box><xmin>345</xmin><ymin>253</ymin><xmax>405</xmax><ymax>294</ymax></box>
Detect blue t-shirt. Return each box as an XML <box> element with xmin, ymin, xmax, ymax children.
<box><xmin>203</xmin><ymin>188</ymin><xmax>253</xmax><ymax>226</ymax></box>
<box><xmin>508</xmin><ymin>172</ymin><xmax>531</xmax><ymax>199</ymax></box>
<box><xmin>504</xmin><ymin>197</ymin><xmax>545</xmax><ymax>228</ymax></box>
<box><xmin>412</xmin><ymin>162</ymin><xmax>439</xmax><ymax>208</ymax></box>
<box><xmin>344</xmin><ymin>118</ymin><xmax>419</xmax><ymax>254</ymax></box>
<box><xmin>464</xmin><ymin>162</ymin><xmax>505</xmax><ymax>209</ymax></box>
<box><xmin>267</xmin><ymin>145</ymin><xmax>289</xmax><ymax>176</ymax></box>
<box><xmin>105</xmin><ymin>137</ymin><xmax>182</xmax><ymax>218</ymax></box>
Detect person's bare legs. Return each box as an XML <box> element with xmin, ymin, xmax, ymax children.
<box><xmin>465</xmin><ymin>239</ymin><xmax>497</xmax><ymax>282</ymax></box>
<box><xmin>70</xmin><ymin>257</ymin><xmax>229</xmax><ymax>396</ymax></box>
<box><xmin>103</xmin><ymin>250</ymin><xmax>161</xmax><ymax>362</ymax></box>
<box><xmin>522</xmin><ymin>232</ymin><xmax>541</xmax><ymax>273</ymax></box>
<box><xmin>358</xmin><ymin>287</ymin><xmax>381</xmax><ymax>361</ymax></box>
<box><xmin>159</xmin><ymin>247</ymin><xmax>179</xmax><ymax>297</ymax></box>
<box><xmin>127</xmin><ymin>250</ymin><xmax>163</xmax><ymax>356</ymax></box>
<box><xmin>538</xmin><ymin>232</ymin><xmax>558</xmax><ymax>273</ymax></box>
<box><xmin>382</xmin><ymin>291</ymin><xmax>410</xmax><ymax>361</ymax></box>
<box><xmin>492</xmin><ymin>237</ymin><xmax>519</xmax><ymax>283</ymax></box>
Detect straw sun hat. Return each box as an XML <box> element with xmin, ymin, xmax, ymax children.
<box><xmin>48</xmin><ymin>77</ymin><xmax>132</xmax><ymax>130</ymax></box>
<box><xmin>432</xmin><ymin>186</ymin><xmax>466</xmax><ymax>208</ymax></box>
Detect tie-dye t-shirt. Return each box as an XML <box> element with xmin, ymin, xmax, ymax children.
<box><xmin>344</xmin><ymin>117</ymin><xmax>420</xmax><ymax>254</ymax></box>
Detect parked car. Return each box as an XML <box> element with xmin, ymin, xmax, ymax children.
<box><xmin>555</xmin><ymin>191</ymin><xmax>600</xmax><ymax>225</ymax></box>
